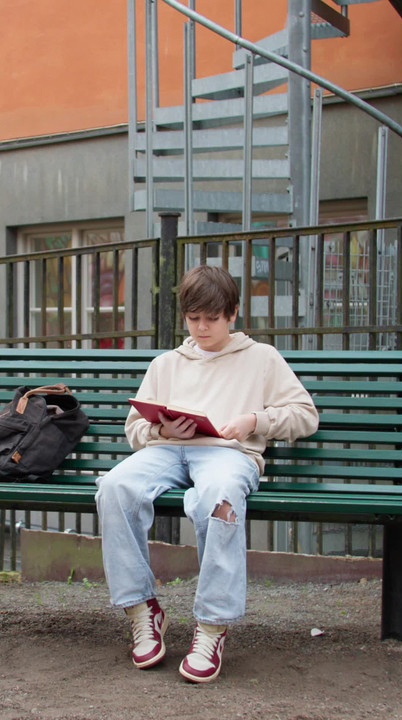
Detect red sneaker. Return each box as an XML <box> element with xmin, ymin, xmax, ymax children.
<box><xmin>126</xmin><ymin>598</ymin><xmax>168</xmax><ymax>669</ymax></box>
<box><xmin>179</xmin><ymin>623</ymin><xmax>227</xmax><ymax>683</ymax></box>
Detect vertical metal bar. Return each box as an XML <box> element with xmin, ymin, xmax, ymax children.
<box><xmin>58</xmin><ymin>512</ymin><xmax>65</xmax><ymax>532</ymax></box>
<box><xmin>235</xmin><ymin>0</ymin><xmax>242</xmax><ymax>42</ymax></box>
<box><xmin>158</xmin><ymin>212</ymin><xmax>180</xmax><ymax>349</ymax></box>
<box><xmin>376</xmin><ymin>126</ymin><xmax>388</xmax><ymax>347</ymax></box>
<box><xmin>200</xmin><ymin>242</ymin><xmax>207</xmax><ymax>265</ymax></box>
<box><xmin>175</xmin><ymin>239</ymin><xmax>186</xmax><ymax>346</ymax></box>
<box><xmin>93</xmin><ymin>252</ymin><xmax>101</xmax><ymax>348</ymax></box>
<box><xmin>310</xmin><ymin>87</ymin><xmax>322</xmax><ymax>227</ymax></box>
<box><xmin>0</xmin><ymin>509</ymin><xmax>5</xmax><ymax>570</ymax></box>
<box><xmin>188</xmin><ymin>0</ymin><xmax>196</xmax><ymax>79</ymax></box>
<box><xmin>288</xmin><ymin>0</ymin><xmax>311</xmax><ymax>227</ymax></box>
<box><xmin>23</xmin><ymin>260</ymin><xmax>30</xmax><ymax>340</ymax></box>
<box><xmin>152</xmin><ymin>0</ymin><xmax>159</xmax><ymax>109</ymax></box>
<box><xmin>113</xmin><ymin>249</ymin><xmax>119</xmax><ymax>348</ymax></box>
<box><xmin>41</xmin><ymin>259</ymin><xmax>47</xmax><ymax>347</ymax></box>
<box><xmin>57</xmin><ymin>256</ymin><xmax>65</xmax><ymax>346</ymax></box>
<box><xmin>316</xmin><ymin>233</ymin><xmax>324</xmax><ymax>350</ymax></box>
<box><xmin>222</xmin><ymin>239</ymin><xmax>229</xmax><ymax>271</ymax></box>
<box><xmin>342</xmin><ymin>231</ymin><xmax>351</xmax><ymax>350</ymax></box>
<box><xmin>268</xmin><ymin>237</ymin><xmax>275</xmax><ymax>344</ymax></box>
<box><xmin>292</xmin><ymin>234</ymin><xmax>300</xmax><ymax>350</ymax></box>
<box><xmin>75</xmin><ymin>253</ymin><xmax>82</xmax><ymax>348</ymax></box>
<box><xmin>368</xmin><ymin>229</ymin><xmax>377</xmax><ymax>350</ymax></box>
<box><xmin>242</xmin><ymin>53</ymin><xmax>253</xmax><ymax>232</ymax></box>
<box><xmin>127</xmin><ymin>0</ymin><xmax>137</xmax><ymax>212</ymax></box>
<box><xmin>132</xmin><ymin>246</ymin><xmax>140</xmax><ymax>349</ymax></box>
<box><xmin>9</xmin><ymin>510</ymin><xmax>16</xmax><ymax>571</ymax></box>
<box><xmin>184</xmin><ymin>22</ymin><xmax>194</xmax><ymax>235</ymax></box>
<box><xmin>75</xmin><ymin>513</ymin><xmax>82</xmax><ymax>534</ymax></box>
<box><xmin>6</xmin><ymin>262</ymin><xmax>14</xmax><ymax>342</ymax></box>
<box><xmin>145</xmin><ymin>0</ymin><xmax>154</xmax><ymax>237</ymax></box>
<box><xmin>243</xmin><ymin>238</ymin><xmax>252</xmax><ymax>330</ymax></box>
<box><xmin>376</xmin><ymin>127</ymin><xmax>388</xmax><ymax>224</ymax></box>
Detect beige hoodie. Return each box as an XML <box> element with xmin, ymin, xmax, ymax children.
<box><xmin>125</xmin><ymin>332</ymin><xmax>319</xmax><ymax>474</ymax></box>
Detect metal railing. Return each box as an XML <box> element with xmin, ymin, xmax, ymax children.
<box><xmin>2</xmin><ymin>216</ymin><xmax>401</xmax><ymax>350</ymax></box>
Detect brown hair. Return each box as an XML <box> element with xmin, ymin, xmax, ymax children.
<box><xmin>178</xmin><ymin>265</ymin><xmax>239</xmax><ymax>319</ymax></box>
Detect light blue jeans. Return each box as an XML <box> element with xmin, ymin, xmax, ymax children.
<box><xmin>95</xmin><ymin>445</ymin><xmax>259</xmax><ymax>625</ymax></box>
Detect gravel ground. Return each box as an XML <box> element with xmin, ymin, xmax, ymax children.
<box><xmin>0</xmin><ymin>575</ymin><xmax>401</xmax><ymax>720</ymax></box>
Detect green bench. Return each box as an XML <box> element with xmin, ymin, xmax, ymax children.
<box><xmin>0</xmin><ymin>347</ymin><xmax>401</xmax><ymax>640</ymax></box>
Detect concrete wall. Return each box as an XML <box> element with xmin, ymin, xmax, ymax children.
<box><xmin>320</xmin><ymin>93</ymin><xmax>402</xmax><ymax>218</ymax></box>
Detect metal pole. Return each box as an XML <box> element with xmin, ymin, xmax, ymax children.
<box><xmin>310</xmin><ymin>87</ymin><xmax>322</xmax><ymax>226</ymax></box>
<box><xmin>288</xmin><ymin>0</ymin><xmax>311</xmax><ymax>227</ymax></box>
<box><xmin>158</xmin><ymin>212</ymin><xmax>180</xmax><ymax>349</ymax></box>
<box><xmin>127</xmin><ymin>0</ymin><xmax>137</xmax><ymax>213</ymax></box>
<box><xmin>188</xmin><ymin>0</ymin><xmax>196</xmax><ymax>80</ymax></box>
<box><xmin>242</xmin><ymin>53</ymin><xmax>253</xmax><ymax>232</ymax></box>
<box><xmin>184</xmin><ymin>22</ymin><xmax>194</xmax><ymax>235</ymax></box>
<box><xmin>305</xmin><ymin>87</ymin><xmax>323</xmax><ymax>349</ymax></box>
<box><xmin>235</xmin><ymin>0</ymin><xmax>242</xmax><ymax>49</ymax></box>
<box><xmin>376</xmin><ymin>126</ymin><xmax>389</xmax><ymax>345</ymax></box>
<box><xmin>145</xmin><ymin>0</ymin><xmax>155</xmax><ymax>237</ymax></box>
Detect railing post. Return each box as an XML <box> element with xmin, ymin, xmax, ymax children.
<box><xmin>156</xmin><ymin>212</ymin><xmax>181</xmax><ymax>544</ymax></box>
<box><xmin>158</xmin><ymin>212</ymin><xmax>180</xmax><ymax>349</ymax></box>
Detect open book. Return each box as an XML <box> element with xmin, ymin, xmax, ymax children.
<box><xmin>128</xmin><ymin>398</ymin><xmax>222</xmax><ymax>438</ymax></box>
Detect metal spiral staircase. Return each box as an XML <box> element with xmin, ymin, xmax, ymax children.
<box><xmin>128</xmin><ymin>0</ymin><xmax>381</xmax><ymax>237</ymax></box>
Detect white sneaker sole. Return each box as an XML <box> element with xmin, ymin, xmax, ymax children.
<box><xmin>178</xmin><ymin>659</ymin><xmax>221</xmax><ymax>683</ymax></box>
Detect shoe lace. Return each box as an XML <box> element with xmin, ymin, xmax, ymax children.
<box><xmin>192</xmin><ymin>627</ymin><xmax>220</xmax><ymax>660</ymax></box>
<box><xmin>131</xmin><ymin>604</ymin><xmax>154</xmax><ymax>645</ymax></box>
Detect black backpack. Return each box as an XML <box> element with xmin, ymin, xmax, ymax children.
<box><xmin>0</xmin><ymin>384</ymin><xmax>89</xmax><ymax>482</ymax></box>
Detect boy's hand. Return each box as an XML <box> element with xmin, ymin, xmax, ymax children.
<box><xmin>158</xmin><ymin>412</ymin><xmax>197</xmax><ymax>439</ymax></box>
<box><xmin>219</xmin><ymin>413</ymin><xmax>257</xmax><ymax>442</ymax></box>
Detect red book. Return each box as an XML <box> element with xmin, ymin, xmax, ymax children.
<box><xmin>128</xmin><ymin>398</ymin><xmax>222</xmax><ymax>438</ymax></box>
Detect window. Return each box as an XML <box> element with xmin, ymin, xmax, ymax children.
<box><xmin>16</xmin><ymin>221</ymin><xmax>125</xmax><ymax>347</ymax></box>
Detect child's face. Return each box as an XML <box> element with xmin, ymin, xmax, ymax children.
<box><xmin>184</xmin><ymin>309</ymin><xmax>238</xmax><ymax>352</ymax></box>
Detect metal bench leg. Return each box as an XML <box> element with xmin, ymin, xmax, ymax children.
<box><xmin>381</xmin><ymin>523</ymin><xmax>402</xmax><ymax>641</ymax></box>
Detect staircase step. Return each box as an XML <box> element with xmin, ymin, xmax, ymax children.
<box><xmin>311</xmin><ymin>21</ymin><xmax>347</xmax><ymax>38</ymax></box>
<box><xmin>192</xmin><ymin>63</ymin><xmax>288</xmax><ymax>101</ymax></box>
<box><xmin>233</xmin><ymin>29</ymin><xmax>289</xmax><ymax>69</ymax></box>
<box><xmin>134</xmin><ymin>125</ymin><xmax>288</xmax><ymax>153</ymax></box>
<box><xmin>134</xmin><ymin>188</ymin><xmax>292</xmax><ymax>214</ymax></box>
<box><xmin>134</xmin><ymin>157</ymin><xmax>290</xmax><ymax>181</ymax></box>
<box><xmin>195</xmin><ymin>221</ymin><xmax>243</xmax><ymax>233</ymax></box>
<box><xmin>154</xmin><ymin>93</ymin><xmax>288</xmax><ymax>129</ymax></box>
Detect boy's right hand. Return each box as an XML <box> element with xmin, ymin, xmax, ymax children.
<box><xmin>158</xmin><ymin>412</ymin><xmax>197</xmax><ymax>440</ymax></box>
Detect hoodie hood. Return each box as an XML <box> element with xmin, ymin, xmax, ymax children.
<box><xmin>175</xmin><ymin>331</ymin><xmax>256</xmax><ymax>359</ymax></box>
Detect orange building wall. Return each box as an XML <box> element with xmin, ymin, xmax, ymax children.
<box><xmin>0</xmin><ymin>0</ymin><xmax>400</xmax><ymax>142</ymax></box>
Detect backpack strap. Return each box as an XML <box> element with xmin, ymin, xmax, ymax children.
<box><xmin>16</xmin><ymin>383</ymin><xmax>72</xmax><ymax>414</ymax></box>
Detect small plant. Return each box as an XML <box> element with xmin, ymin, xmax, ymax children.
<box><xmin>82</xmin><ymin>577</ymin><xmax>97</xmax><ymax>589</ymax></box>
<box><xmin>167</xmin><ymin>577</ymin><xmax>183</xmax><ymax>585</ymax></box>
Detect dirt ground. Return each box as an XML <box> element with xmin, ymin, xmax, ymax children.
<box><xmin>0</xmin><ymin>575</ymin><xmax>401</xmax><ymax>720</ymax></box>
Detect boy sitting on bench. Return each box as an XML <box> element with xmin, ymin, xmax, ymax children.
<box><xmin>96</xmin><ymin>265</ymin><xmax>318</xmax><ymax>683</ymax></box>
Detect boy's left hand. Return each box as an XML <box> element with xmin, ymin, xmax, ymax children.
<box><xmin>219</xmin><ymin>413</ymin><xmax>257</xmax><ymax>442</ymax></box>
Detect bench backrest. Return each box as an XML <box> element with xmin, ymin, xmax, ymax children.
<box><xmin>0</xmin><ymin>348</ymin><xmax>401</xmax><ymax>486</ymax></box>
